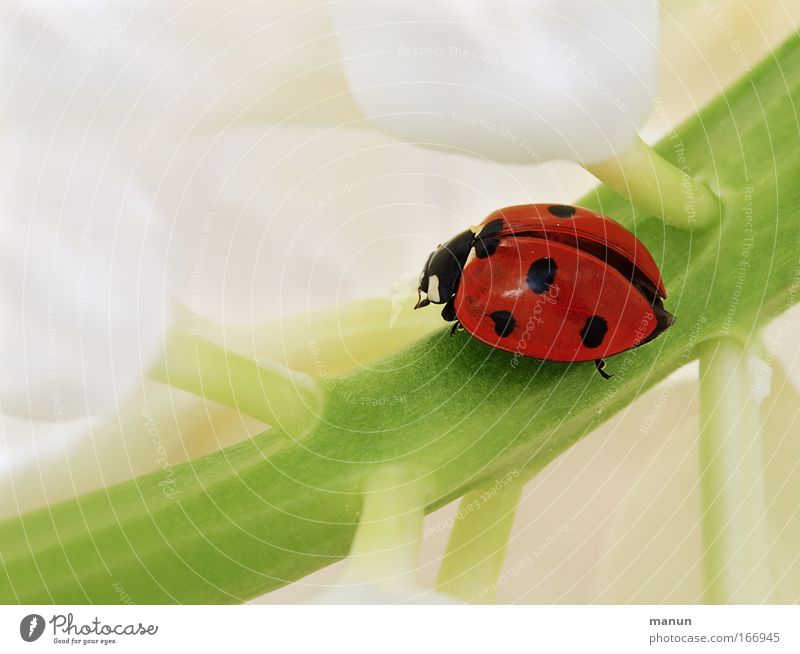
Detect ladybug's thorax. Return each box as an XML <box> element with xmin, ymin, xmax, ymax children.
<box><xmin>418</xmin><ymin>228</ymin><xmax>475</xmax><ymax>304</ymax></box>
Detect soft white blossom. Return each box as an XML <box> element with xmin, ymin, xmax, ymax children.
<box><xmin>0</xmin><ymin>136</ymin><xmax>174</xmax><ymax>422</ymax></box>
<box><xmin>331</xmin><ymin>0</ymin><xmax>658</xmax><ymax>163</ymax></box>
<box><xmin>0</xmin><ymin>1</ymin><xmax>353</xmax><ymax>147</ymax></box>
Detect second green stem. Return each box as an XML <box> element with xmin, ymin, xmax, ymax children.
<box><xmin>436</xmin><ymin>473</ymin><xmax>524</xmax><ymax>603</ymax></box>
<box><xmin>150</xmin><ymin>330</ymin><xmax>322</xmax><ymax>436</ymax></box>
<box><xmin>586</xmin><ymin>137</ymin><xmax>720</xmax><ymax>230</ymax></box>
<box><xmin>698</xmin><ymin>337</ymin><xmax>773</xmax><ymax>603</ymax></box>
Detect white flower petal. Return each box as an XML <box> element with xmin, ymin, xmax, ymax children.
<box><xmin>331</xmin><ymin>0</ymin><xmax>658</xmax><ymax>163</ymax></box>
<box><xmin>1</xmin><ymin>1</ymin><xmax>353</xmax><ymax>148</ymax></box>
<box><xmin>144</xmin><ymin>124</ymin><xmax>594</xmax><ymax>325</ymax></box>
<box><xmin>0</xmin><ymin>136</ymin><xmax>174</xmax><ymax>421</ymax></box>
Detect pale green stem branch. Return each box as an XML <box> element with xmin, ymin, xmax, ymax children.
<box><xmin>436</xmin><ymin>473</ymin><xmax>524</xmax><ymax>603</ymax></box>
<box><xmin>698</xmin><ymin>337</ymin><xmax>774</xmax><ymax>603</ymax></box>
<box><xmin>586</xmin><ymin>137</ymin><xmax>720</xmax><ymax>230</ymax></box>
<box><xmin>343</xmin><ymin>467</ymin><xmax>427</xmax><ymax>586</ymax></box>
<box><xmin>150</xmin><ymin>329</ymin><xmax>322</xmax><ymax>436</ymax></box>
<box><xmin>183</xmin><ymin>294</ymin><xmax>443</xmax><ymax>379</ymax></box>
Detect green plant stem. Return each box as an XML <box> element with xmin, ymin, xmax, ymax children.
<box><xmin>698</xmin><ymin>338</ymin><xmax>774</xmax><ymax>603</ymax></box>
<box><xmin>151</xmin><ymin>330</ymin><xmax>322</xmax><ymax>435</ymax></box>
<box><xmin>586</xmin><ymin>136</ymin><xmax>720</xmax><ymax>230</ymax></box>
<box><xmin>436</xmin><ymin>474</ymin><xmax>524</xmax><ymax>603</ymax></box>
<box><xmin>340</xmin><ymin>467</ymin><xmax>427</xmax><ymax>587</ymax></box>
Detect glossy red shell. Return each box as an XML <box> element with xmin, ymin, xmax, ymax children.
<box><xmin>454</xmin><ymin>204</ymin><xmax>670</xmax><ymax>362</ymax></box>
<box><xmin>479</xmin><ymin>204</ymin><xmax>666</xmax><ymax>299</ymax></box>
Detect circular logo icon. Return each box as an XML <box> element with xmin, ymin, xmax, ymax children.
<box><xmin>20</xmin><ymin>614</ymin><xmax>45</xmax><ymax>642</ymax></box>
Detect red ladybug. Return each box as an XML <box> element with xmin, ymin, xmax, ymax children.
<box><xmin>415</xmin><ymin>204</ymin><xmax>673</xmax><ymax>378</ymax></box>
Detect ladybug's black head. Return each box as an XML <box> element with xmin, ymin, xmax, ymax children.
<box><xmin>415</xmin><ymin>228</ymin><xmax>475</xmax><ymax>310</ymax></box>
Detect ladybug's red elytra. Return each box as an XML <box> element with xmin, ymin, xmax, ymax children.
<box><xmin>415</xmin><ymin>204</ymin><xmax>674</xmax><ymax>378</ymax></box>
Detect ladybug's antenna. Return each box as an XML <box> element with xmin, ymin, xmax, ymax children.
<box><xmin>414</xmin><ymin>289</ymin><xmax>430</xmax><ymax>310</ymax></box>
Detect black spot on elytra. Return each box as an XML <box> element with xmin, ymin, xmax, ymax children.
<box><xmin>478</xmin><ymin>218</ymin><xmax>504</xmax><ymax>238</ymax></box>
<box><xmin>489</xmin><ymin>310</ymin><xmax>516</xmax><ymax>338</ymax></box>
<box><xmin>527</xmin><ymin>257</ymin><xmax>557</xmax><ymax>293</ymax></box>
<box><xmin>580</xmin><ymin>315</ymin><xmax>608</xmax><ymax>348</ymax></box>
<box><xmin>474</xmin><ymin>237</ymin><xmax>500</xmax><ymax>259</ymax></box>
<box><xmin>547</xmin><ymin>204</ymin><xmax>577</xmax><ymax>218</ymax></box>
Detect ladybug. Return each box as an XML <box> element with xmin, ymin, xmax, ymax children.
<box><xmin>415</xmin><ymin>204</ymin><xmax>673</xmax><ymax>378</ymax></box>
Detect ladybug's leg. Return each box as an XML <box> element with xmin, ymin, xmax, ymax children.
<box><xmin>441</xmin><ymin>296</ymin><xmax>464</xmax><ymax>336</ymax></box>
<box><xmin>595</xmin><ymin>359</ymin><xmax>613</xmax><ymax>380</ymax></box>
<box><xmin>440</xmin><ymin>296</ymin><xmax>457</xmax><ymax>322</ymax></box>
<box><xmin>449</xmin><ymin>321</ymin><xmax>465</xmax><ymax>336</ymax></box>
